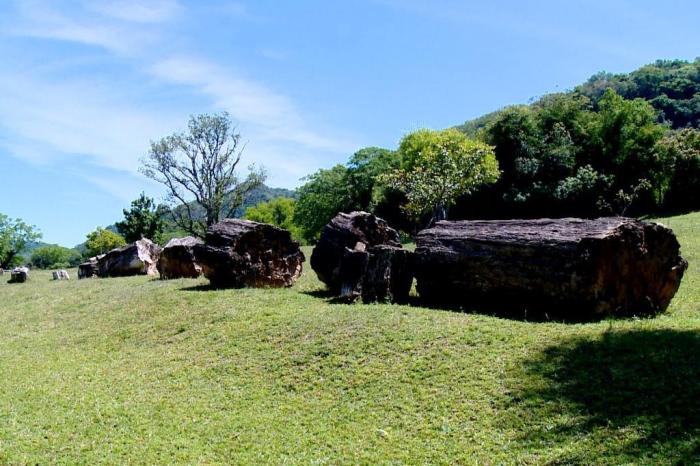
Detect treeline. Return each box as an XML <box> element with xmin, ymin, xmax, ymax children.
<box><xmin>288</xmin><ymin>58</ymin><xmax>700</xmax><ymax>241</ymax></box>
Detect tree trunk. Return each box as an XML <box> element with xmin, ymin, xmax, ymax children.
<box><xmin>415</xmin><ymin>217</ymin><xmax>688</xmax><ymax>320</ymax></box>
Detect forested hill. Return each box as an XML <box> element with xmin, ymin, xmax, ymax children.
<box><xmin>576</xmin><ymin>59</ymin><xmax>700</xmax><ymax>128</ymax></box>
<box><xmin>457</xmin><ymin>58</ymin><xmax>700</xmax><ymax>135</ymax></box>
<box><xmin>446</xmin><ymin>58</ymin><xmax>700</xmax><ymax>220</ymax></box>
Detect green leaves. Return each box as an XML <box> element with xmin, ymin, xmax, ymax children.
<box><xmin>244</xmin><ymin>197</ymin><xmax>303</xmax><ymax>243</ymax></box>
<box><xmin>115</xmin><ymin>193</ymin><xmax>166</xmax><ymax>244</ymax></box>
<box><xmin>0</xmin><ymin>214</ymin><xmax>41</xmax><ymax>268</ymax></box>
<box><xmin>383</xmin><ymin>129</ymin><xmax>500</xmax><ymax>223</ymax></box>
<box><xmin>85</xmin><ymin>227</ymin><xmax>126</xmax><ymax>257</ymax></box>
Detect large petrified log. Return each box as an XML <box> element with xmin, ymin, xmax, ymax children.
<box><xmin>78</xmin><ymin>255</ymin><xmax>103</xmax><ymax>279</ymax></box>
<box><xmin>310</xmin><ymin>211</ymin><xmax>413</xmax><ymax>303</ymax></box>
<box><xmin>97</xmin><ymin>238</ymin><xmax>162</xmax><ymax>277</ymax></box>
<box><xmin>158</xmin><ymin>236</ymin><xmax>203</xmax><ymax>279</ymax></box>
<box><xmin>194</xmin><ymin>219</ymin><xmax>304</xmax><ymax>288</ymax></box>
<box><xmin>415</xmin><ymin>217</ymin><xmax>688</xmax><ymax>319</ymax></box>
<box><xmin>8</xmin><ymin>267</ymin><xmax>29</xmax><ymax>283</ymax></box>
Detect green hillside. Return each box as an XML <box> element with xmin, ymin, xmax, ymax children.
<box><xmin>0</xmin><ymin>211</ymin><xmax>697</xmax><ymax>464</ymax></box>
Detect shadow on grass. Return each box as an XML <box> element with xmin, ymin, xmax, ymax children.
<box><xmin>514</xmin><ymin>329</ymin><xmax>700</xmax><ymax>464</ymax></box>
<box><xmin>179</xmin><ymin>283</ymin><xmax>221</xmax><ymax>292</ymax></box>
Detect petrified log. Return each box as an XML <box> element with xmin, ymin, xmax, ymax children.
<box><xmin>9</xmin><ymin>267</ymin><xmax>29</xmax><ymax>283</ymax></box>
<box><xmin>194</xmin><ymin>219</ymin><xmax>304</xmax><ymax>288</ymax></box>
<box><xmin>52</xmin><ymin>270</ymin><xmax>70</xmax><ymax>280</ymax></box>
<box><xmin>310</xmin><ymin>211</ymin><xmax>413</xmax><ymax>303</ymax></box>
<box><xmin>78</xmin><ymin>255</ymin><xmax>103</xmax><ymax>279</ymax></box>
<box><xmin>158</xmin><ymin>236</ymin><xmax>203</xmax><ymax>279</ymax></box>
<box><xmin>97</xmin><ymin>238</ymin><xmax>162</xmax><ymax>277</ymax></box>
<box><xmin>415</xmin><ymin>217</ymin><xmax>688</xmax><ymax>319</ymax></box>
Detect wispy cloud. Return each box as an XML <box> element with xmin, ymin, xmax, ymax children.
<box><xmin>0</xmin><ymin>0</ymin><xmax>359</xmax><ymax>190</ymax></box>
<box><xmin>149</xmin><ymin>56</ymin><xmax>355</xmax><ymax>153</ymax></box>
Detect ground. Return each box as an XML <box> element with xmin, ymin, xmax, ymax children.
<box><xmin>0</xmin><ymin>212</ymin><xmax>698</xmax><ymax>465</ymax></box>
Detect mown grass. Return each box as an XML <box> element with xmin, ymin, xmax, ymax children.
<box><xmin>0</xmin><ymin>212</ymin><xmax>698</xmax><ymax>465</ymax></box>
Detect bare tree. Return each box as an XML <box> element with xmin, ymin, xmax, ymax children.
<box><xmin>141</xmin><ymin>112</ymin><xmax>266</xmax><ymax>237</ymax></box>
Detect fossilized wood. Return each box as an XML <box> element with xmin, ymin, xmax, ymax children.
<box><xmin>158</xmin><ymin>236</ymin><xmax>203</xmax><ymax>279</ymax></box>
<box><xmin>194</xmin><ymin>219</ymin><xmax>304</xmax><ymax>288</ymax></box>
<box><xmin>415</xmin><ymin>217</ymin><xmax>688</xmax><ymax>319</ymax></box>
<box><xmin>310</xmin><ymin>211</ymin><xmax>413</xmax><ymax>303</ymax></box>
<box><xmin>97</xmin><ymin>239</ymin><xmax>162</xmax><ymax>277</ymax></box>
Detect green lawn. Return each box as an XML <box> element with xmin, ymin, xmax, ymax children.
<box><xmin>0</xmin><ymin>213</ymin><xmax>698</xmax><ymax>465</ymax></box>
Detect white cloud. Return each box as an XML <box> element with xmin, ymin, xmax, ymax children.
<box><xmin>0</xmin><ymin>0</ymin><xmax>360</xmax><ymax>192</ymax></box>
<box><xmin>86</xmin><ymin>0</ymin><xmax>182</xmax><ymax>24</ymax></box>
<box><xmin>149</xmin><ymin>56</ymin><xmax>356</xmax><ymax>154</ymax></box>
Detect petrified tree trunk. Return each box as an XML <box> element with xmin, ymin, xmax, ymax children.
<box><xmin>194</xmin><ymin>219</ymin><xmax>304</xmax><ymax>288</ymax></box>
<box><xmin>415</xmin><ymin>217</ymin><xmax>688</xmax><ymax>319</ymax></box>
<box><xmin>97</xmin><ymin>239</ymin><xmax>162</xmax><ymax>278</ymax></box>
<box><xmin>158</xmin><ymin>236</ymin><xmax>203</xmax><ymax>279</ymax></box>
<box><xmin>9</xmin><ymin>267</ymin><xmax>29</xmax><ymax>283</ymax></box>
<box><xmin>78</xmin><ymin>255</ymin><xmax>102</xmax><ymax>279</ymax></box>
<box><xmin>310</xmin><ymin>211</ymin><xmax>413</xmax><ymax>303</ymax></box>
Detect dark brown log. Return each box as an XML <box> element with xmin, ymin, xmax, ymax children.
<box><xmin>158</xmin><ymin>236</ymin><xmax>203</xmax><ymax>279</ymax></box>
<box><xmin>310</xmin><ymin>211</ymin><xmax>412</xmax><ymax>303</ymax></box>
<box><xmin>8</xmin><ymin>267</ymin><xmax>29</xmax><ymax>283</ymax></box>
<box><xmin>194</xmin><ymin>219</ymin><xmax>304</xmax><ymax>288</ymax></box>
<box><xmin>415</xmin><ymin>217</ymin><xmax>688</xmax><ymax>319</ymax></box>
<box><xmin>78</xmin><ymin>255</ymin><xmax>102</xmax><ymax>279</ymax></box>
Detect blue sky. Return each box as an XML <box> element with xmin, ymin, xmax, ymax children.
<box><xmin>1</xmin><ymin>0</ymin><xmax>699</xmax><ymax>247</ymax></box>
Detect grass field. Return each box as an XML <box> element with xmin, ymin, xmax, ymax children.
<box><xmin>0</xmin><ymin>213</ymin><xmax>698</xmax><ymax>464</ymax></box>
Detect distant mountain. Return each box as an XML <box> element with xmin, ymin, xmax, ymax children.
<box><xmin>21</xmin><ymin>240</ymin><xmax>50</xmax><ymax>255</ymax></box>
<box><xmin>166</xmin><ymin>184</ymin><xmax>297</xmax><ymax>223</ymax></box>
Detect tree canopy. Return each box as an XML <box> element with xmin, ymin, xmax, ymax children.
<box><xmin>115</xmin><ymin>193</ymin><xmax>166</xmax><ymax>243</ymax></box>
<box><xmin>30</xmin><ymin>245</ymin><xmax>82</xmax><ymax>269</ymax></box>
<box><xmin>383</xmin><ymin>129</ymin><xmax>500</xmax><ymax>225</ymax></box>
<box><xmin>243</xmin><ymin>197</ymin><xmax>302</xmax><ymax>243</ymax></box>
<box><xmin>0</xmin><ymin>214</ymin><xmax>41</xmax><ymax>269</ymax></box>
<box><xmin>141</xmin><ymin>112</ymin><xmax>266</xmax><ymax>237</ymax></box>
<box><xmin>85</xmin><ymin>228</ymin><xmax>126</xmax><ymax>257</ymax></box>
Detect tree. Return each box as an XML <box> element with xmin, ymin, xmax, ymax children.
<box><xmin>657</xmin><ymin>128</ymin><xmax>700</xmax><ymax>210</ymax></box>
<box><xmin>141</xmin><ymin>112</ymin><xmax>266</xmax><ymax>237</ymax></box>
<box><xmin>383</xmin><ymin>129</ymin><xmax>500</xmax><ymax>225</ymax></box>
<box><xmin>0</xmin><ymin>214</ymin><xmax>41</xmax><ymax>268</ymax></box>
<box><xmin>115</xmin><ymin>192</ymin><xmax>166</xmax><ymax>243</ymax></box>
<box><xmin>590</xmin><ymin>89</ymin><xmax>669</xmax><ymax>212</ymax></box>
<box><xmin>30</xmin><ymin>245</ymin><xmax>82</xmax><ymax>269</ymax></box>
<box><xmin>243</xmin><ymin>197</ymin><xmax>303</xmax><ymax>243</ymax></box>
<box><xmin>85</xmin><ymin>228</ymin><xmax>126</xmax><ymax>257</ymax></box>
<box><xmin>293</xmin><ymin>165</ymin><xmax>352</xmax><ymax>243</ymax></box>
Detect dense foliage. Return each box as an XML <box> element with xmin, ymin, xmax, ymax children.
<box><xmin>30</xmin><ymin>245</ymin><xmax>82</xmax><ymax>269</ymax></box>
<box><xmin>243</xmin><ymin>197</ymin><xmax>303</xmax><ymax>243</ymax></box>
<box><xmin>115</xmin><ymin>193</ymin><xmax>166</xmax><ymax>243</ymax></box>
<box><xmin>576</xmin><ymin>58</ymin><xmax>700</xmax><ymax>129</ymax></box>
<box><xmin>293</xmin><ymin>148</ymin><xmax>404</xmax><ymax>242</ymax></box>
<box><xmin>449</xmin><ymin>59</ymin><xmax>700</xmax><ymax>218</ymax></box>
<box><xmin>0</xmin><ymin>214</ymin><xmax>41</xmax><ymax>268</ymax></box>
<box><xmin>383</xmin><ymin>129</ymin><xmax>499</xmax><ymax>224</ymax></box>
<box><xmin>84</xmin><ymin>228</ymin><xmax>126</xmax><ymax>257</ymax></box>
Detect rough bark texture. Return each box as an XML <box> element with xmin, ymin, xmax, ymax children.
<box><xmin>97</xmin><ymin>239</ymin><xmax>162</xmax><ymax>278</ymax></box>
<box><xmin>158</xmin><ymin>236</ymin><xmax>204</xmax><ymax>279</ymax></box>
<box><xmin>194</xmin><ymin>219</ymin><xmax>304</xmax><ymax>288</ymax></box>
<box><xmin>415</xmin><ymin>217</ymin><xmax>688</xmax><ymax>319</ymax></box>
<box><xmin>78</xmin><ymin>255</ymin><xmax>102</xmax><ymax>279</ymax></box>
<box><xmin>9</xmin><ymin>267</ymin><xmax>28</xmax><ymax>283</ymax></box>
<box><xmin>310</xmin><ymin>211</ymin><xmax>413</xmax><ymax>303</ymax></box>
